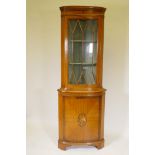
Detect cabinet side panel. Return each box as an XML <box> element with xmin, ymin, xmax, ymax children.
<box><xmin>58</xmin><ymin>93</ymin><xmax>64</xmax><ymax>140</ymax></box>
<box><xmin>61</xmin><ymin>16</ymin><xmax>68</xmax><ymax>87</ymax></box>
<box><xmin>61</xmin><ymin>16</ymin><xmax>64</xmax><ymax>87</ymax></box>
<box><xmin>99</xmin><ymin>94</ymin><xmax>105</xmax><ymax>139</ymax></box>
<box><xmin>96</xmin><ymin>16</ymin><xmax>104</xmax><ymax>86</ymax></box>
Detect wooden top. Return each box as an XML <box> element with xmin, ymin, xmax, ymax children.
<box><xmin>60</xmin><ymin>6</ymin><xmax>106</xmax><ymax>15</ymax></box>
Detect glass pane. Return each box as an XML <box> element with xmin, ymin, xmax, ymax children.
<box><xmin>68</xmin><ymin>19</ymin><xmax>98</xmax><ymax>84</ymax></box>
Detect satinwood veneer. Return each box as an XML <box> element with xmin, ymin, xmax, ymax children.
<box><xmin>58</xmin><ymin>6</ymin><xmax>106</xmax><ymax>150</ymax></box>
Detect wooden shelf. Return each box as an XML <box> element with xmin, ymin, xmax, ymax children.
<box><xmin>70</xmin><ymin>40</ymin><xmax>97</xmax><ymax>43</ymax></box>
<box><xmin>69</xmin><ymin>62</ymin><xmax>96</xmax><ymax>66</ymax></box>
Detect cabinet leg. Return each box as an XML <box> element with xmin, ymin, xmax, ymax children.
<box><xmin>95</xmin><ymin>142</ymin><xmax>104</xmax><ymax>149</ymax></box>
<box><xmin>58</xmin><ymin>143</ymin><xmax>67</xmax><ymax>150</ymax></box>
<box><xmin>58</xmin><ymin>141</ymin><xmax>70</xmax><ymax>150</ymax></box>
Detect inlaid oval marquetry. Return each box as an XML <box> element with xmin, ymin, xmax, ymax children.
<box><xmin>77</xmin><ymin>113</ymin><xmax>87</xmax><ymax>127</ymax></box>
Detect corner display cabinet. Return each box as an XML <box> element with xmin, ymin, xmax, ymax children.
<box><xmin>58</xmin><ymin>6</ymin><xmax>106</xmax><ymax>150</ymax></box>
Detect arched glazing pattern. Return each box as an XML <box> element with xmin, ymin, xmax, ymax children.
<box><xmin>68</xmin><ymin>19</ymin><xmax>98</xmax><ymax>84</ymax></box>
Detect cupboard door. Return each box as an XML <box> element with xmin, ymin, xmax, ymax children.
<box><xmin>64</xmin><ymin>96</ymin><xmax>101</xmax><ymax>142</ymax></box>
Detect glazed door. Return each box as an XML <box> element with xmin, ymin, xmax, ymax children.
<box><xmin>68</xmin><ymin>18</ymin><xmax>99</xmax><ymax>85</ymax></box>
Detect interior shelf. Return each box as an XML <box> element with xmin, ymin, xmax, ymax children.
<box><xmin>69</xmin><ymin>62</ymin><xmax>96</xmax><ymax>66</ymax></box>
<box><xmin>70</xmin><ymin>40</ymin><xmax>97</xmax><ymax>43</ymax></box>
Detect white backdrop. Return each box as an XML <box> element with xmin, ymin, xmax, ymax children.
<box><xmin>27</xmin><ymin>0</ymin><xmax>128</xmax><ymax>154</ymax></box>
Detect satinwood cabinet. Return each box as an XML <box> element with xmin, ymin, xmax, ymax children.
<box><xmin>58</xmin><ymin>6</ymin><xmax>106</xmax><ymax>150</ymax></box>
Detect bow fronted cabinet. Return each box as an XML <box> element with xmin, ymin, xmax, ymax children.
<box><xmin>57</xmin><ymin>6</ymin><xmax>107</xmax><ymax>150</ymax></box>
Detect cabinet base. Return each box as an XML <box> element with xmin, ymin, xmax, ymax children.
<box><xmin>58</xmin><ymin>139</ymin><xmax>104</xmax><ymax>150</ymax></box>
